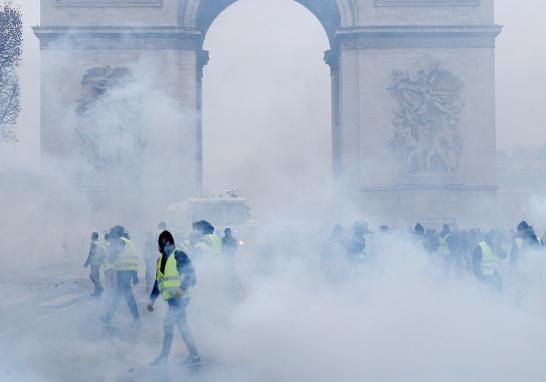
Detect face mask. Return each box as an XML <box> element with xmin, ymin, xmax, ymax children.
<box><xmin>160</xmin><ymin>243</ymin><xmax>174</xmax><ymax>255</ymax></box>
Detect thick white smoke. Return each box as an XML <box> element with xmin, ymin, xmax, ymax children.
<box><xmin>2</xmin><ymin>1</ymin><xmax>546</xmax><ymax>381</ymax></box>
<box><xmin>3</xmin><ymin>222</ymin><xmax>546</xmax><ymax>381</ymax></box>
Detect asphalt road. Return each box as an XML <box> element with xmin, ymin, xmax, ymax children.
<box><xmin>0</xmin><ymin>260</ymin><xmax>226</xmax><ymax>382</ymax></box>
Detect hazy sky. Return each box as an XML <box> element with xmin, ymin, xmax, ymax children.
<box><xmin>3</xmin><ymin>0</ymin><xmax>546</xmax><ymax>176</ymax></box>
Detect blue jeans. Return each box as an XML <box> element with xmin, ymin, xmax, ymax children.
<box><xmin>159</xmin><ymin>298</ymin><xmax>199</xmax><ymax>359</ymax></box>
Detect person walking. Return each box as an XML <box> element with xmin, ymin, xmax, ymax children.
<box><xmin>221</xmin><ymin>228</ymin><xmax>239</xmax><ymax>257</ymax></box>
<box><xmin>84</xmin><ymin>232</ymin><xmax>104</xmax><ymax>297</ymax></box>
<box><xmin>148</xmin><ymin>230</ymin><xmax>201</xmax><ymax>367</ymax></box>
<box><xmin>100</xmin><ymin>225</ymin><xmax>140</xmax><ymax>327</ymax></box>
<box><xmin>473</xmin><ymin>230</ymin><xmax>505</xmax><ymax>291</ymax></box>
<box><xmin>192</xmin><ymin>220</ymin><xmax>221</xmax><ymax>257</ymax></box>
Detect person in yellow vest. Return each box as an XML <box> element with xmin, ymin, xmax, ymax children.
<box><xmin>510</xmin><ymin>221</ymin><xmax>542</xmax><ymax>263</ymax></box>
<box><xmin>100</xmin><ymin>225</ymin><xmax>140</xmax><ymax>326</ymax></box>
<box><xmin>148</xmin><ymin>230</ymin><xmax>200</xmax><ymax>367</ymax></box>
<box><xmin>472</xmin><ymin>230</ymin><xmax>506</xmax><ymax>291</ymax></box>
<box><xmin>192</xmin><ymin>220</ymin><xmax>221</xmax><ymax>257</ymax></box>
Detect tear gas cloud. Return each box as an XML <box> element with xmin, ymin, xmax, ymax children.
<box><xmin>3</xmin><ymin>223</ymin><xmax>546</xmax><ymax>381</ymax></box>
<box><xmin>2</xmin><ymin>0</ymin><xmax>546</xmax><ymax>381</ymax></box>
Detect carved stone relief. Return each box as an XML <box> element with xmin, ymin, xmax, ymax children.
<box><xmin>75</xmin><ymin>66</ymin><xmax>145</xmax><ymax>175</ymax></box>
<box><xmin>388</xmin><ymin>57</ymin><xmax>464</xmax><ymax>176</ymax></box>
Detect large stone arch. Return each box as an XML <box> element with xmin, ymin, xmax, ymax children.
<box><xmin>34</xmin><ymin>0</ymin><xmax>502</xmax><ymax>224</ymax></box>
<box><xmin>181</xmin><ymin>0</ymin><xmax>356</xmax><ymax>196</ymax></box>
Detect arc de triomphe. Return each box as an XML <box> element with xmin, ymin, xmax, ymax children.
<box><xmin>34</xmin><ymin>0</ymin><xmax>501</xmax><ymax>223</ymax></box>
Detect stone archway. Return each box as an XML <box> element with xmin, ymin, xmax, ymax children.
<box><xmin>34</xmin><ymin>1</ymin><xmax>502</xmax><ymax>222</ymax></box>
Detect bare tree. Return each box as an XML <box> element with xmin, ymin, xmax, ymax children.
<box><xmin>0</xmin><ymin>1</ymin><xmax>22</xmax><ymax>143</ymax></box>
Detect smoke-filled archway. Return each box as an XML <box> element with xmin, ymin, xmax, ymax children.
<box><xmin>34</xmin><ymin>0</ymin><xmax>502</xmax><ymax>222</ymax></box>
<box><xmin>200</xmin><ymin>0</ymin><xmax>334</xmax><ymax>214</ymax></box>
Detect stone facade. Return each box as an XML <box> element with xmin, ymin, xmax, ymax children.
<box><xmin>34</xmin><ymin>0</ymin><xmax>501</xmax><ymax>222</ymax></box>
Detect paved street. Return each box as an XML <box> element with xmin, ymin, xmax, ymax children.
<box><xmin>0</xmin><ymin>260</ymin><xmax>229</xmax><ymax>382</ymax></box>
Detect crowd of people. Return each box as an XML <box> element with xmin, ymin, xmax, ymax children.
<box><xmin>321</xmin><ymin>220</ymin><xmax>545</xmax><ymax>291</ymax></box>
<box><xmin>82</xmin><ymin>220</ymin><xmax>239</xmax><ymax>367</ymax></box>
<box><xmin>80</xmin><ymin>216</ymin><xmax>545</xmax><ymax>366</ymax></box>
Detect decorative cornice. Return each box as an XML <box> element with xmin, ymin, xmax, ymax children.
<box><xmin>32</xmin><ymin>26</ymin><xmax>202</xmax><ymax>49</ymax></box>
<box><xmin>335</xmin><ymin>25</ymin><xmax>502</xmax><ymax>48</ymax></box>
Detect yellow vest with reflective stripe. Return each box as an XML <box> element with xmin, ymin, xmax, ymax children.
<box><xmin>156</xmin><ymin>251</ymin><xmax>191</xmax><ymax>300</ymax></box>
<box><xmin>113</xmin><ymin>237</ymin><xmax>139</xmax><ymax>271</ymax></box>
<box><xmin>194</xmin><ymin>234</ymin><xmax>221</xmax><ymax>256</ymax></box>
<box><xmin>204</xmin><ymin>234</ymin><xmax>221</xmax><ymax>250</ymax></box>
<box><xmin>478</xmin><ymin>241</ymin><xmax>500</xmax><ymax>276</ymax></box>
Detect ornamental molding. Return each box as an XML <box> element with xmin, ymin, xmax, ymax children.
<box><xmin>32</xmin><ymin>26</ymin><xmax>202</xmax><ymax>49</ymax></box>
<box><xmin>335</xmin><ymin>25</ymin><xmax>502</xmax><ymax>48</ymax></box>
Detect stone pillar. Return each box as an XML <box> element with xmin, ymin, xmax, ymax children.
<box><xmin>195</xmin><ymin>49</ymin><xmax>209</xmax><ymax>194</ymax></box>
<box><xmin>324</xmin><ymin>48</ymin><xmax>341</xmax><ymax>181</ymax></box>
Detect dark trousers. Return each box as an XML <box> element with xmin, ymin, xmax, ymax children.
<box><xmin>159</xmin><ymin>299</ymin><xmax>199</xmax><ymax>359</ymax></box>
<box><xmin>90</xmin><ymin>266</ymin><xmax>103</xmax><ymax>295</ymax></box>
<box><xmin>104</xmin><ymin>271</ymin><xmax>140</xmax><ymax>322</ymax></box>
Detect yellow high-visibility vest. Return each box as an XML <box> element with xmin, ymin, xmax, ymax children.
<box><xmin>156</xmin><ymin>250</ymin><xmax>191</xmax><ymax>300</ymax></box>
<box><xmin>113</xmin><ymin>237</ymin><xmax>139</xmax><ymax>271</ymax></box>
<box><xmin>193</xmin><ymin>234</ymin><xmax>221</xmax><ymax>256</ymax></box>
<box><xmin>478</xmin><ymin>241</ymin><xmax>500</xmax><ymax>277</ymax></box>
<box><xmin>204</xmin><ymin>234</ymin><xmax>221</xmax><ymax>251</ymax></box>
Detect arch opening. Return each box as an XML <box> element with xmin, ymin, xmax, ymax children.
<box><xmin>201</xmin><ymin>0</ymin><xmax>333</xmax><ymax>215</ymax></box>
